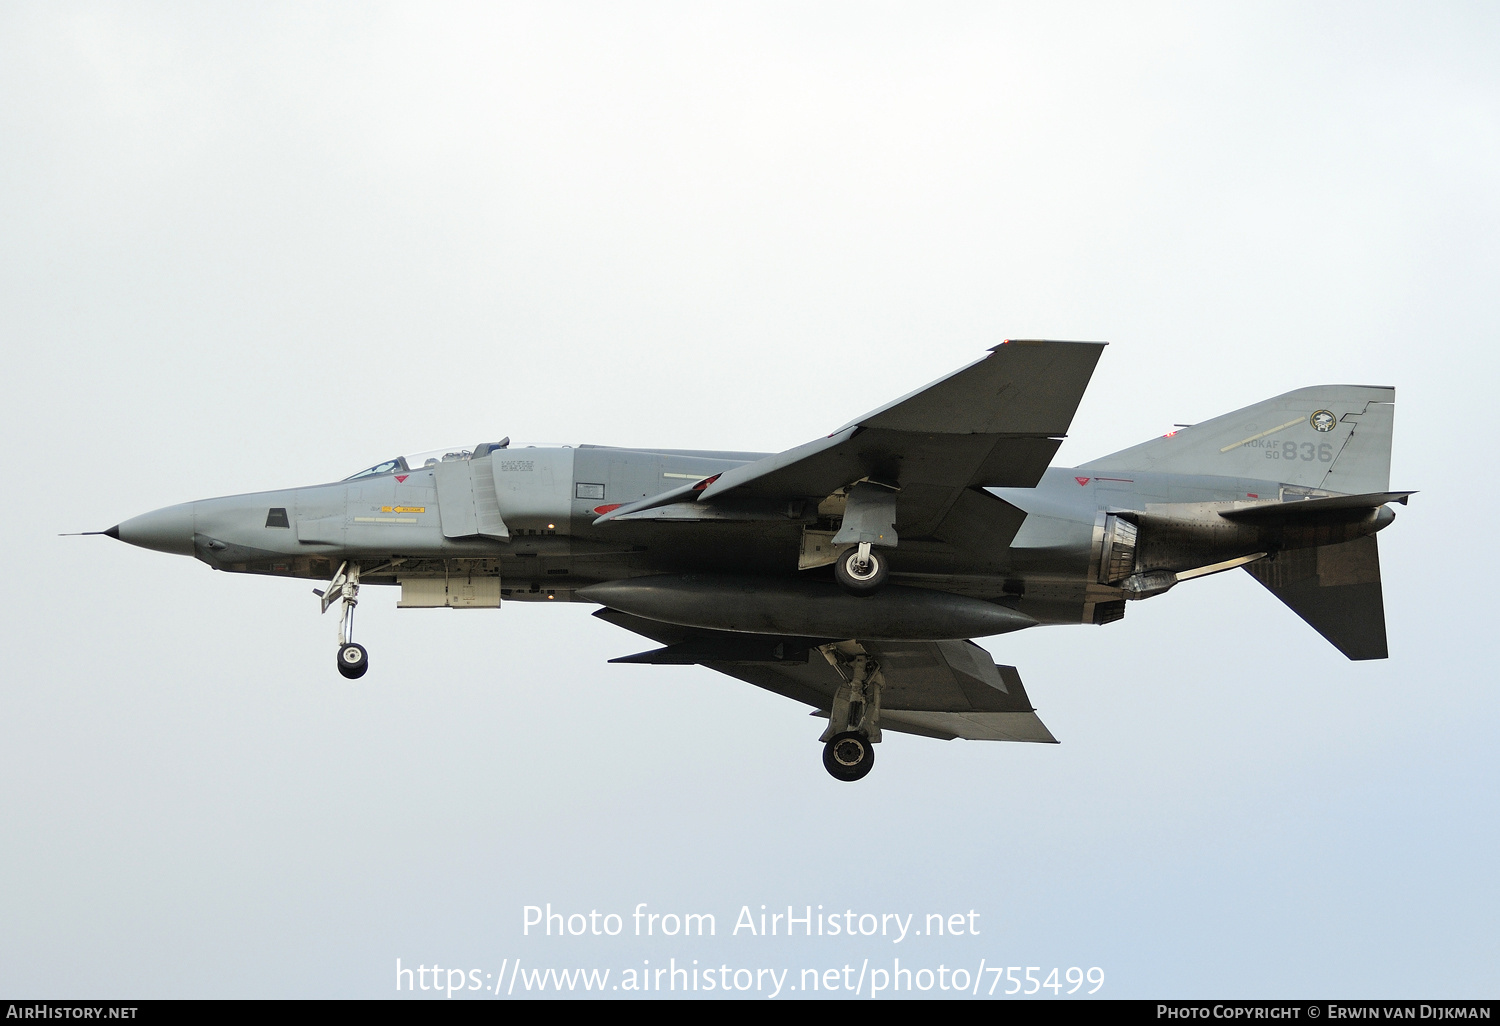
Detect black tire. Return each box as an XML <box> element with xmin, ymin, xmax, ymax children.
<box><xmin>823</xmin><ymin>731</ymin><xmax>875</xmax><ymax>782</ymax></box>
<box><xmin>337</xmin><ymin>643</ymin><xmax>368</xmax><ymax>679</ymax></box>
<box><xmin>834</xmin><ymin>546</ymin><xmax>889</xmax><ymax>596</ymax></box>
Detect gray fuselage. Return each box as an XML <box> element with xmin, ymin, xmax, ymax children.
<box><xmin>115</xmin><ymin>443</ymin><xmax>1387</xmax><ymax>630</ymax></box>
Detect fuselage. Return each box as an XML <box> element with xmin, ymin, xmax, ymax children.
<box><xmin>113</xmin><ymin>442</ymin><xmax>1393</xmax><ymax>631</ymax></box>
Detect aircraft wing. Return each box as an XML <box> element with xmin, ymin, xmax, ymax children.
<box><xmin>596</xmin><ymin>609</ymin><xmax>1057</xmax><ymax>743</ymax></box>
<box><xmin>596</xmin><ymin>340</ymin><xmax>1105</xmax><ymax>537</ymax></box>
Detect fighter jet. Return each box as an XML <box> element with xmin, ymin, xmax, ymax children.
<box><xmin>95</xmin><ymin>341</ymin><xmax>1408</xmax><ymax>781</ymax></box>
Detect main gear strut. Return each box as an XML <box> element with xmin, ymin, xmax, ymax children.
<box><xmin>817</xmin><ymin>643</ymin><xmax>884</xmax><ymax>781</ymax></box>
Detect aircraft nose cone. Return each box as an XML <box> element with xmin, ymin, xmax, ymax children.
<box><xmin>115</xmin><ymin>502</ymin><xmax>196</xmax><ymax>556</ymax></box>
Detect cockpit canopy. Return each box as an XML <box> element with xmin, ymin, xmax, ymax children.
<box><xmin>342</xmin><ymin>439</ymin><xmax>516</xmax><ymax>481</ymax></box>
<box><xmin>344</xmin><ymin>457</ymin><xmax>408</xmax><ymax>481</ymax></box>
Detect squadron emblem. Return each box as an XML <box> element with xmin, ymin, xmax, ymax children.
<box><xmin>1310</xmin><ymin>410</ymin><xmax>1337</xmax><ymax>432</ymax></box>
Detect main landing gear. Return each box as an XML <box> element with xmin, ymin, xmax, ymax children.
<box><xmin>818</xmin><ymin>643</ymin><xmax>884</xmax><ymax>782</ymax></box>
<box><xmin>833</xmin><ymin>542</ymin><xmax>890</xmax><ymax>596</ymax></box>
<box><xmin>316</xmin><ymin>561</ymin><xmax>368</xmax><ymax>679</ymax></box>
<box><xmin>829</xmin><ymin>480</ymin><xmax>897</xmax><ymax>596</ymax></box>
<box><xmin>823</xmin><ymin>731</ymin><xmax>875</xmax><ymax>782</ymax></box>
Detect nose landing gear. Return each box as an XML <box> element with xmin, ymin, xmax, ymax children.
<box><xmin>337</xmin><ymin>642</ymin><xmax>368</xmax><ymax>678</ymax></box>
<box><xmin>316</xmin><ymin>562</ymin><xmax>368</xmax><ymax>679</ymax></box>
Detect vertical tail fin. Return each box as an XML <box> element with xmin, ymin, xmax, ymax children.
<box><xmin>1081</xmin><ymin>385</ymin><xmax>1394</xmax><ymax>493</ymax></box>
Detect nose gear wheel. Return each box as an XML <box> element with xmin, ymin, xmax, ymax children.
<box><xmin>337</xmin><ymin>642</ymin><xmax>368</xmax><ymax>679</ymax></box>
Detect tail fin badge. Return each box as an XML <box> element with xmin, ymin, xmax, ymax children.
<box><xmin>1310</xmin><ymin>410</ymin><xmax>1337</xmax><ymax>432</ymax></box>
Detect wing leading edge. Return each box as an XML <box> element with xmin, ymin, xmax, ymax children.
<box><xmin>596</xmin><ymin>340</ymin><xmax>1105</xmax><ymax>535</ymax></box>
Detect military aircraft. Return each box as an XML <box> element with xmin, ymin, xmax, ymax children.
<box><xmin>92</xmin><ymin>341</ymin><xmax>1408</xmax><ymax>781</ymax></box>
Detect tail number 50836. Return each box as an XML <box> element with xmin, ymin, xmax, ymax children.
<box><xmin>1268</xmin><ymin>442</ymin><xmax>1334</xmax><ymax>462</ymax></box>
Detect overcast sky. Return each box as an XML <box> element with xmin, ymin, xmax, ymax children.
<box><xmin>2</xmin><ymin>1</ymin><xmax>1497</xmax><ymax>999</ymax></box>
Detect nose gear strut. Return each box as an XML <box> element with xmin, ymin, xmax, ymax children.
<box><xmin>315</xmin><ymin>561</ymin><xmax>367</xmax><ymax>679</ymax></box>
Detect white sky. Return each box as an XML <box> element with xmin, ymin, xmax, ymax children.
<box><xmin>1</xmin><ymin>1</ymin><xmax>1497</xmax><ymax>998</ymax></box>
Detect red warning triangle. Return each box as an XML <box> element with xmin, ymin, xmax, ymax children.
<box><xmin>395</xmin><ymin>475</ymin><xmax>408</xmax><ymax>483</ymax></box>
<box><xmin>1075</xmin><ymin>477</ymin><xmax>1090</xmax><ymax>486</ymax></box>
